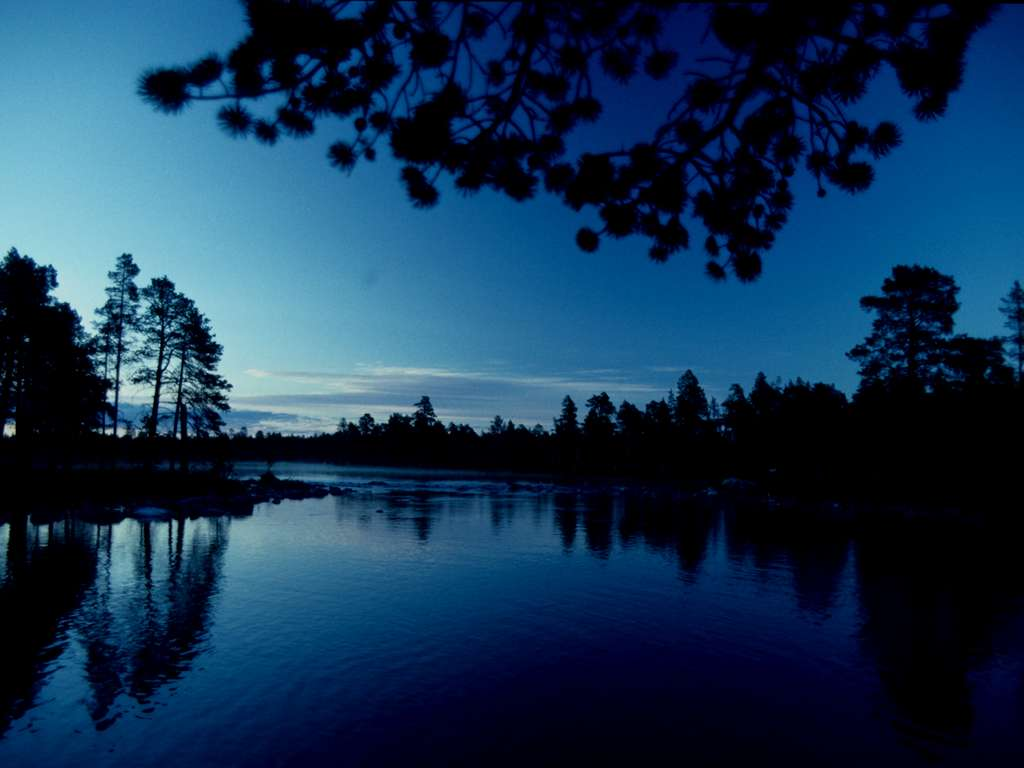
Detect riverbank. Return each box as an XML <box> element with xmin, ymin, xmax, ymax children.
<box><xmin>0</xmin><ymin>467</ymin><xmax>345</xmax><ymax>524</ymax></box>
<box><xmin>0</xmin><ymin>463</ymin><xmax>1004</xmax><ymax>529</ymax></box>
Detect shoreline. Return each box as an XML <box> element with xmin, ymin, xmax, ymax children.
<box><xmin>0</xmin><ymin>463</ymin><xmax>1002</xmax><ymax>529</ymax></box>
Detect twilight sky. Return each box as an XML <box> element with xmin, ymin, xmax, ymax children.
<box><xmin>3</xmin><ymin>2</ymin><xmax>1023</xmax><ymax>433</ymax></box>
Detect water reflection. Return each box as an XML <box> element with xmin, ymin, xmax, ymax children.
<box><xmin>854</xmin><ymin>523</ymin><xmax>1024</xmax><ymax>750</ymax></box>
<box><xmin>1</xmin><ymin>489</ymin><xmax>1023</xmax><ymax>762</ymax></box>
<box><xmin>0</xmin><ymin>515</ymin><xmax>97</xmax><ymax>735</ymax></box>
<box><xmin>552</xmin><ymin>493</ymin><xmax>578</xmax><ymax>551</ymax></box>
<box><xmin>0</xmin><ymin>515</ymin><xmax>228</xmax><ymax>735</ymax></box>
<box><xmin>617</xmin><ymin>495</ymin><xmax>717</xmax><ymax>581</ymax></box>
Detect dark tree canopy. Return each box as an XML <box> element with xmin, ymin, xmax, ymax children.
<box><xmin>670</xmin><ymin>369</ymin><xmax>708</xmax><ymax>429</ymax></box>
<box><xmin>583</xmin><ymin>391</ymin><xmax>615</xmax><ymax>440</ymax></box>
<box><xmin>554</xmin><ymin>394</ymin><xmax>579</xmax><ymax>437</ymax></box>
<box><xmin>95</xmin><ymin>253</ymin><xmax>141</xmax><ymax>435</ymax></box>
<box><xmin>133</xmin><ymin>276</ymin><xmax>187</xmax><ymax>438</ymax></box>
<box><xmin>140</xmin><ymin>1</ymin><xmax>994</xmax><ymax>280</ymax></box>
<box><xmin>942</xmin><ymin>333</ymin><xmax>1013</xmax><ymax>391</ymax></box>
<box><xmin>0</xmin><ymin>249</ymin><xmax>107</xmax><ymax>455</ymax></box>
<box><xmin>413</xmin><ymin>394</ymin><xmax>439</xmax><ymax>430</ymax></box>
<box><xmin>171</xmin><ymin>301</ymin><xmax>232</xmax><ymax>441</ymax></box>
<box><xmin>1000</xmin><ymin>279</ymin><xmax>1024</xmax><ymax>380</ymax></box>
<box><xmin>848</xmin><ymin>264</ymin><xmax>960</xmax><ymax>393</ymax></box>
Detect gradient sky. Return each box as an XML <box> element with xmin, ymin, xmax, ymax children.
<box><xmin>3</xmin><ymin>2</ymin><xmax>1023</xmax><ymax>433</ymax></box>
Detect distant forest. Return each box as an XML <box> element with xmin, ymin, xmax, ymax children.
<box><xmin>1</xmin><ymin>248</ymin><xmax>1021</xmax><ymax>508</ymax></box>
<box><xmin>157</xmin><ymin>265</ymin><xmax>1024</xmax><ymax>510</ymax></box>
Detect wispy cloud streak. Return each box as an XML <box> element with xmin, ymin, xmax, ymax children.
<box><xmin>234</xmin><ymin>362</ymin><xmax>690</xmax><ymax>433</ymax></box>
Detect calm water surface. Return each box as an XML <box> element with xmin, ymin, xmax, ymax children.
<box><xmin>1</xmin><ymin>463</ymin><xmax>1023</xmax><ymax>766</ymax></box>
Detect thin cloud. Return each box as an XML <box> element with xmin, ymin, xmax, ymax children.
<box><xmin>243</xmin><ymin>363</ymin><xmax>668</xmax><ymax>396</ymax></box>
<box><xmin>230</xmin><ymin>362</ymin><xmax>690</xmax><ymax>433</ymax></box>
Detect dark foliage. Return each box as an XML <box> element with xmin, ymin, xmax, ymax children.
<box><xmin>140</xmin><ymin>2</ymin><xmax>994</xmax><ymax>278</ymax></box>
<box><xmin>132</xmin><ymin>265</ymin><xmax>1019</xmax><ymax>512</ymax></box>
<box><xmin>1</xmin><ymin>242</ymin><xmax>1017</xmax><ymax>513</ymax></box>
<box><xmin>132</xmin><ymin>277</ymin><xmax>231</xmax><ymax>447</ymax></box>
<box><xmin>847</xmin><ymin>264</ymin><xmax>961</xmax><ymax>393</ymax></box>
<box><xmin>0</xmin><ymin>245</ymin><xmax>232</xmax><ymax>471</ymax></box>
<box><xmin>1001</xmin><ymin>279</ymin><xmax>1024</xmax><ymax>381</ymax></box>
<box><xmin>94</xmin><ymin>253</ymin><xmax>140</xmax><ymax>436</ymax></box>
<box><xmin>0</xmin><ymin>249</ymin><xmax>108</xmax><ymax>466</ymax></box>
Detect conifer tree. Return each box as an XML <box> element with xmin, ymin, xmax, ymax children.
<box><xmin>134</xmin><ymin>276</ymin><xmax>187</xmax><ymax>438</ymax></box>
<box><xmin>672</xmin><ymin>370</ymin><xmax>709</xmax><ymax>432</ymax></box>
<box><xmin>94</xmin><ymin>253</ymin><xmax>140</xmax><ymax>435</ymax></box>
<box><xmin>1000</xmin><ymin>279</ymin><xmax>1024</xmax><ymax>381</ymax></box>
<box><xmin>169</xmin><ymin>301</ymin><xmax>231</xmax><ymax>445</ymax></box>
<box><xmin>554</xmin><ymin>395</ymin><xmax>579</xmax><ymax>438</ymax></box>
<box><xmin>848</xmin><ymin>265</ymin><xmax>960</xmax><ymax>393</ymax></box>
<box><xmin>0</xmin><ymin>249</ymin><xmax>106</xmax><ymax>461</ymax></box>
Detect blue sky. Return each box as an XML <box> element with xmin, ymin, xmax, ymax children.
<box><xmin>3</xmin><ymin>2</ymin><xmax>1023</xmax><ymax>433</ymax></box>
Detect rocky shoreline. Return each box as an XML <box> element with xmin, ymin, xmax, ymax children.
<box><xmin>0</xmin><ymin>467</ymin><xmax>984</xmax><ymax>527</ymax></box>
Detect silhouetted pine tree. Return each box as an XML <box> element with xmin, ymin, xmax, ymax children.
<box><xmin>1000</xmin><ymin>280</ymin><xmax>1024</xmax><ymax>381</ymax></box>
<box><xmin>671</xmin><ymin>370</ymin><xmax>709</xmax><ymax>433</ymax></box>
<box><xmin>133</xmin><ymin>276</ymin><xmax>187</xmax><ymax>438</ymax></box>
<box><xmin>94</xmin><ymin>253</ymin><xmax>140</xmax><ymax>436</ymax></box>
<box><xmin>413</xmin><ymin>395</ymin><xmax>438</xmax><ymax>431</ymax></box>
<box><xmin>583</xmin><ymin>392</ymin><xmax>615</xmax><ymax>472</ymax></box>
<box><xmin>0</xmin><ymin>249</ymin><xmax>106</xmax><ymax>465</ymax></box>
<box><xmin>848</xmin><ymin>265</ymin><xmax>960</xmax><ymax>394</ymax></box>
<box><xmin>554</xmin><ymin>395</ymin><xmax>580</xmax><ymax>473</ymax></box>
<box><xmin>169</xmin><ymin>301</ymin><xmax>231</xmax><ymax>450</ymax></box>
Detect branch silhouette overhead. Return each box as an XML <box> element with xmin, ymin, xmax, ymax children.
<box><xmin>139</xmin><ymin>1</ymin><xmax>993</xmax><ymax>279</ymax></box>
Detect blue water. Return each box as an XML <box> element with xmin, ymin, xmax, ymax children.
<box><xmin>1</xmin><ymin>464</ymin><xmax>1022</xmax><ymax>766</ymax></box>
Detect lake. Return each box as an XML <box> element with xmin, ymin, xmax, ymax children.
<box><xmin>2</xmin><ymin>464</ymin><xmax>1022</xmax><ymax>766</ymax></box>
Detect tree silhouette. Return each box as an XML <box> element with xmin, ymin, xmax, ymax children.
<box><xmin>848</xmin><ymin>265</ymin><xmax>960</xmax><ymax>394</ymax></box>
<box><xmin>0</xmin><ymin>249</ymin><xmax>106</xmax><ymax>463</ymax></box>
<box><xmin>94</xmin><ymin>254</ymin><xmax>140</xmax><ymax>437</ymax></box>
<box><xmin>1000</xmin><ymin>279</ymin><xmax>1024</xmax><ymax>381</ymax></box>
<box><xmin>139</xmin><ymin>2</ymin><xmax>994</xmax><ymax>279</ymax></box>
<box><xmin>358</xmin><ymin>412</ymin><xmax>377</xmax><ymax>436</ymax></box>
<box><xmin>170</xmin><ymin>302</ymin><xmax>232</xmax><ymax>450</ymax></box>
<box><xmin>0</xmin><ymin>250</ymin><xmax>56</xmax><ymax>437</ymax></box>
<box><xmin>583</xmin><ymin>392</ymin><xmax>615</xmax><ymax>438</ymax></box>
<box><xmin>553</xmin><ymin>394</ymin><xmax>579</xmax><ymax>472</ymax></box>
<box><xmin>413</xmin><ymin>395</ymin><xmax>438</xmax><ymax>431</ymax></box>
<box><xmin>133</xmin><ymin>277</ymin><xmax>187</xmax><ymax>438</ymax></box>
<box><xmin>721</xmin><ymin>383</ymin><xmax>753</xmax><ymax>438</ymax></box>
<box><xmin>670</xmin><ymin>369</ymin><xmax>709</xmax><ymax>432</ymax></box>
<box><xmin>615</xmin><ymin>399</ymin><xmax>645</xmax><ymax>472</ymax></box>
<box><xmin>942</xmin><ymin>334</ymin><xmax>1013</xmax><ymax>391</ymax></box>
<box><xmin>583</xmin><ymin>391</ymin><xmax>615</xmax><ymax>471</ymax></box>
<box><xmin>554</xmin><ymin>395</ymin><xmax>579</xmax><ymax>438</ymax></box>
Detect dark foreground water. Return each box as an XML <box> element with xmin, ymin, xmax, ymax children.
<box><xmin>2</xmin><ymin>465</ymin><xmax>1023</xmax><ymax>766</ymax></box>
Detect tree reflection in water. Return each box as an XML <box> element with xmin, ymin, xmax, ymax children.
<box><xmin>854</xmin><ymin>521</ymin><xmax>1024</xmax><ymax>750</ymax></box>
<box><xmin>0</xmin><ymin>515</ymin><xmax>228</xmax><ymax>734</ymax></box>
<box><xmin>0</xmin><ymin>493</ymin><xmax>1022</xmax><ymax>758</ymax></box>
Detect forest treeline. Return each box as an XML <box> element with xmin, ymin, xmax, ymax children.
<box><xmin>2</xmin><ymin>249</ymin><xmax>1022</xmax><ymax>508</ymax></box>
<box><xmin>0</xmin><ymin>248</ymin><xmax>230</xmax><ymax>468</ymax></box>
<box><xmin>228</xmin><ymin>265</ymin><xmax>1023</xmax><ymax>507</ymax></box>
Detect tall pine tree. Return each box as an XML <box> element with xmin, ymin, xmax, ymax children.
<box><xmin>133</xmin><ymin>276</ymin><xmax>186</xmax><ymax>437</ymax></box>
<box><xmin>1000</xmin><ymin>279</ymin><xmax>1024</xmax><ymax>381</ymax></box>
<box><xmin>95</xmin><ymin>253</ymin><xmax>140</xmax><ymax>435</ymax></box>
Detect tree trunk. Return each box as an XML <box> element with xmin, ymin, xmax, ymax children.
<box><xmin>112</xmin><ymin>335</ymin><xmax>123</xmax><ymax>438</ymax></box>
<box><xmin>171</xmin><ymin>353</ymin><xmax>186</xmax><ymax>438</ymax></box>
<box><xmin>148</xmin><ymin>340</ymin><xmax>165</xmax><ymax>440</ymax></box>
<box><xmin>171</xmin><ymin>353</ymin><xmax>187</xmax><ymax>472</ymax></box>
<box><xmin>100</xmin><ymin>343</ymin><xmax>110</xmax><ymax>435</ymax></box>
<box><xmin>0</xmin><ymin>352</ymin><xmax>14</xmax><ymax>434</ymax></box>
<box><xmin>180</xmin><ymin>403</ymin><xmax>189</xmax><ymax>473</ymax></box>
